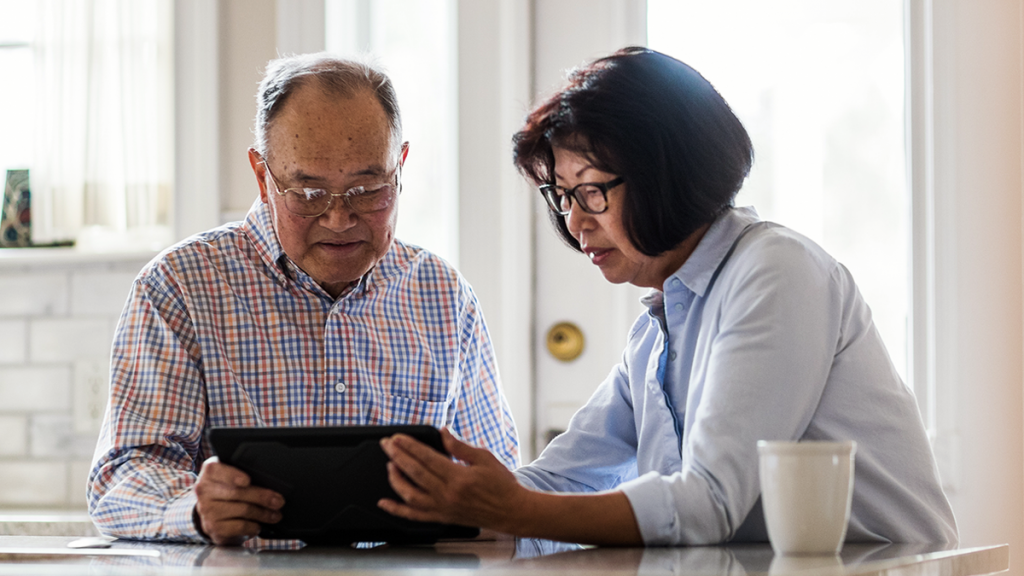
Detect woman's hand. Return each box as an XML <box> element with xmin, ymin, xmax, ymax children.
<box><xmin>378</xmin><ymin>428</ymin><xmax>528</xmax><ymax>533</ymax></box>
<box><xmin>379</xmin><ymin>428</ymin><xmax>643</xmax><ymax>545</ymax></box>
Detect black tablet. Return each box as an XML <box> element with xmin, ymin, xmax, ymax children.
<box><xmin>206</xmin><ymin>425</ymin><xmax>479</xmax><ymax>545</ymax></box>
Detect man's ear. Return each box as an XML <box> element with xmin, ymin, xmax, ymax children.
<box><xmin>248</xmin><ymin>148</ymin><xmax>270</xmax><ymax>204</ymax></box>
<box><xmin>400</xmin><ymin>142</ymin><xmax>410</xmax><ymax>167</ymax></box>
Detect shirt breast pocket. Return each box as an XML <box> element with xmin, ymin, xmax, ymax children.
<box><xmin>364</xmin><ymin>390</ymin><xmax>449</xmax><ymax>428</ymax></box>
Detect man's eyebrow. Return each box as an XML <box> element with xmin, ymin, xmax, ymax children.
<box><xmin>287</xmin><ymin>165</ymin><xmax>388</xmax><ymax>182</ymax></box>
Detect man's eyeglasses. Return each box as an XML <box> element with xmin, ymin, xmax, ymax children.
<box><xmin>539</xmin><ymin>177</ymin><xmax>624</xmax><ymax>215</ymax></box>
<box><xmin>261</xmin><ymin>161</ymin><xmax>401</xmax><ymax>218</ymax></box>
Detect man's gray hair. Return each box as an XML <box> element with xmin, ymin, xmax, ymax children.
<box><xmin>253</xmin><ymin>52</ymin><xmax>402</xmax><ymax>158</ymax></box>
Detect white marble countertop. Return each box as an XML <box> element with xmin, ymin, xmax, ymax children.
<box><xmin>0</xmin><ymin>535</ymin><xmax>1009</xmax><ymax>576</ymax></box>
<box><xmin>0</xmin><ymin>511</ymin><xmax>98</xmax><ymax>537</ymax></box>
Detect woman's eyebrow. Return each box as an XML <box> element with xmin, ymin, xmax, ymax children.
<box><xmin>553</xmin><ymin>165</ymin><xmax>598</xmax><ymax>183</ymax></box>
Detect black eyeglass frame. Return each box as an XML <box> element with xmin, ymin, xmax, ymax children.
<box><xmin>260</xmin><ymin>159</ymin><xmax>402</xmax><ymax>218</ymax></box>
<box><xmin>539</xmin><ymin>177</ymin><xmax>625</xmax><ymax>215</ymax></box>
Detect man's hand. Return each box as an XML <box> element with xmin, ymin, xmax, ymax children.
<box><xmin>193</xmin><ymin>456</ymin><xmax>284</xmax><ymax>546</ymax></box>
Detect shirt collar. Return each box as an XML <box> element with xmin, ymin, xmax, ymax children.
<box><xmin>641</xmin><ymin>206</ymin><xmax>761</xmax><ymax>308</ymax></box>
<box><xmin>242</xmin><ymin>199</ymin><xmax>289</xmax><ymax>271</ymax></box>
<box><xmin>240</xmin><ymin>198</ymin><xmax>407</xmax><ymax>299</ymax></box>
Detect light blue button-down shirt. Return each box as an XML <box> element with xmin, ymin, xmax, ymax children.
<box><xmin>516</xmin><ymin>207</ymin><xmax>957</xmax><ymax>546</ymax></box>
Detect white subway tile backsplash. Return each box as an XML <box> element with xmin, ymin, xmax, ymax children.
<box><xmin>68</xmin><ymin>460</ymin><xmax>93</xmax><ymax>508</ymax></box>
<box><xmin>0</xmin><ymin>416</ymin><xmax>27</xmax><ymax>457</ymax></box>
<box><xmin>70</xmin><ymin>272</ymin><xmax>138</xmax><ymax>316</ymax></box>
<box><xmin>29</xmin><ymin>319</ymin><xmax>114</xmax><ymax>363</ymax></box>
<box><xmin>0</xmin><ymin>320</ymin><xmax>27</xmax><ymax>364</ymax></box>
<box><xmin>0</xmin><ymin>461</ymin><xmax>69</xmax><ymax>507</ymax></box>
<box><xmin>30</xmin><ymin>414</ymin><xmax>97</xmax><ymax>459</ymax></box>
<box><xmin>0</xmin><ymin>265</ymin><xmax>150</xmax><ymax>509</ymax></box>
<box><xmin>0</xmin><ymin>366</ymin><xmax>72</xmax><ymax>411</ymax></box>
<box><xmin>0</xmin><ymin>274</ymin><xmax>69</xmax><ymax>317</ymax></box>
<box><xmin>72</xmin><ymin>361</ymin><xmax>110</xmax><ymax>434</ymax></box>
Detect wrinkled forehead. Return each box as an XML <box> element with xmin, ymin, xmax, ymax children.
<box><xmin>265</xmin><ymin>85</ymin><xmax>400</xmax><ymax>170</ymax></box>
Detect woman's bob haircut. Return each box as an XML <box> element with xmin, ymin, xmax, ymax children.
<box><xmin>513</xmin><ymin>47</ymin><xmax>754</xmax><ymax>256</ymax></box>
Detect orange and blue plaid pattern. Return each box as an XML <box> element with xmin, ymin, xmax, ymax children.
<box><xmin>87</xmin><ymin>201</ymin><xmax>520</xmax><ymax>542</ymax></box>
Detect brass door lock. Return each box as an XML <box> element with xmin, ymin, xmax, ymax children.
<box><xmin>546</xmin><ymin>321</ymin><xmax>585</xmax><ymax>362</ymax></box>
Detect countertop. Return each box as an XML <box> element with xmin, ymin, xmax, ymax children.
<box><xmin>0</xmin><ymin>511</ymin><xmax>99</xmax><ymax>537</ymax></box>
<box><xmin>0</xmin><ymin>535</ymin><xmax>1008</xmax><ymax>575</ymax></box>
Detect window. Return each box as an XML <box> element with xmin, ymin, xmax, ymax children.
<box><xmin>0</xmin><ymin>0</ymin><xmax>174</xmax><ymax>251</ymax></box>
<box><xmin>0</xmin><ymin>1</ymin><xmax>33</xmax><ymax>185</ymax></box>
<box><xmin>325</xmin><ymin>0</ymin><xmax>459</xmax><ymax>265</ymax></box>
<box><xmin>649</xmin><ymin>0</ymin><xmax>909</xmax><ymax>379</ymax></box>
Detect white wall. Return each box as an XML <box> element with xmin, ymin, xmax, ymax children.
<box><xmin>218</xmin><ymin>0</ymin><xmax>278</xmax><ymax>223</ymax></box>
<box><xmin>455</xmin><ymin>0</ymin><xmax>536</xmax><ymax>458</ymax></box>
<box><xmin>912</xmin><ymin>0</ymin><xmax>1024</xmax><ymax>560</ymax></box>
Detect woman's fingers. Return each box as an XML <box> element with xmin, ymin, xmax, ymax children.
<box><xmin>377</xmin><ymin>496</ymin><xmax>441</xmax><ymax>523</ymax></box>
<box><xmin>380</xmin><ymin>462</ymin><xmax>447</xmax><ymax>523</ymax></box>
<box><xmin>381</xmin><ymin>434</ymin><xmax>452</xmax><ymax>493</ymax></box>
<box><xmin>440</xmin><ymin>428</ymin><xmax>486</xmax><ymax>464</ymax></box>
<box><xmin>385</xmin><ymin>462</ymin><xmax>432</xmax><ymax>508</ymax></box>
<box><xmin>379</xmin><ymin>428</ymin><xmax>528</xmax><ymax>532</ymax></box>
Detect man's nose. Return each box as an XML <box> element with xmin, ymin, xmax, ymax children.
<box><xmin>318</xmin><ymin>196</ymin><xmax>358</xmax><ymax>229</ymax></box>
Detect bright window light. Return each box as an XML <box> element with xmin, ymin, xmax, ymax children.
<box><xmin>0</xmin><ymin>0</ymin><xmax>34</xmax><ymax>178</ymax></box>
<box><xmin>649</xmin><ymin>0</ymin><xmax>909</xmax><ymax>380</ymax></box>
<box><xmin>326</xmin><ymin>0</ymin><xmax>459</xmax><ymax>266</ymax></box>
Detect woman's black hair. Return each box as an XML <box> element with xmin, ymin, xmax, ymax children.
<box><xmin>512</xmin><ymin>47</ymin><xmax>753</xmax><ymax>255</ymax></box>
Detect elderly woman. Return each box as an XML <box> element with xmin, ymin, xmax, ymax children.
<box><xmin>378</xmin><ymin>47</ymin><xmax>957</xmax><ymax>547</ymax></box>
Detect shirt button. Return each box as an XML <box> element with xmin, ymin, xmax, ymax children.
<box><xmin>657</xmin><ymin>398</ymin><xmax>666</xmax><ymax>408</ymax></box>
<box><xmin>671</xmin><ymin>277</ymin><xmax>682</xmax><ymax>287</ymax></box>
<box><xmin>334</xmin><ymin>381</ymin><xmax>347</xmax><ymax>393</ymax></box>
<box><xmin>674</xmin><ymin>302</ymin><xmax>684</xmax><ymax>312</ymax></box>
<box><xmin>669</xmin><ymin>350</ymin><xmax>677</xmax><ymax>361</ymax></box>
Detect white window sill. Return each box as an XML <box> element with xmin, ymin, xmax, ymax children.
<box><xmin>0</xmin><ymin>246</ymin><xmax>160</xmax><ymax>271</ymax></box>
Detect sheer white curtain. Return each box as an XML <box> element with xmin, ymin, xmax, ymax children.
<box><xmin>32</xmin><ymin>0</ymin><xmax>173</xmax><ymax>250</ymax></box>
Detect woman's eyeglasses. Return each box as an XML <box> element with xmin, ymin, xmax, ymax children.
<box><xmin>539</xmin><ymin>177</ymin><xmax>624</xmax><ymax>215</ymax></box>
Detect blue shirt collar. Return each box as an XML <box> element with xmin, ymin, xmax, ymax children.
<box><xmin>641</xmin><ymin>206</ymin><xmax>761</xmax><ymax>309</ymax></box>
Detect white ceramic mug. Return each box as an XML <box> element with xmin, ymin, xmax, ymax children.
<box><xmin>757</xmin><ymin>440</ymin><xmax>856</xmax><ymax>555</ymax></box>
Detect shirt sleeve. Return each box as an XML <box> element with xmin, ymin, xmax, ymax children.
<box><xmin>88</xmin><ymin>271</ymin><xmax>209</xmax><ymax>543</ymax></box>
<box><xmin>622</xmin><ymin>233</ymin><xmax>843</xmax><ymax>545</ymax></box>
<box><xmin>448</xmin><ymin>282</ymin><xmax>521</xmax><ymax>470</ymax></box>
<box><xmin>515</xmin><ymin>355</ymin><xmax>640</xmax><ymax>494</ymax></box>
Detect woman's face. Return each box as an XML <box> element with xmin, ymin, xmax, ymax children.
<box><xmin>553</xmin><ymin>146</ymin><xmax>705</xmax><ymax>290</ymax></box>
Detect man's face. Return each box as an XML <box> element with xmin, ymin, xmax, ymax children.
<box><xmin>249</xmin><ymin>83</ymin><xmax>407</xmax><ymax>297</ymax></box>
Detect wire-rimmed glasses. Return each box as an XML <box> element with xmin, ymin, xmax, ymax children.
<box><xmin>262</xmin><ymin>161</ymin><xmax>400</xmax><ymax>218</ymax></box>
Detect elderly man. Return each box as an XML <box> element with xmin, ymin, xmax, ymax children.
<box><xmin>88</xmin><ymin>54</ymin><xmax>520</xmax><ymax>545</ymax></box>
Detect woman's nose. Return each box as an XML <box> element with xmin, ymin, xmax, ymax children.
<box><xmin>564</xmin><ymin>201</ymin><xmax>594</xmax><ymax>237</ymax></box>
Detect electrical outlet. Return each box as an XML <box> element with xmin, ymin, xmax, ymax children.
<box><xmin>73</xmin><ymin>361</ymin><xmax>110</xmax><ymax>434</ymax></box>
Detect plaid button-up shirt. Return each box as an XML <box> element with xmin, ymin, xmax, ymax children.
<box><xmin>88</xmin><ymin>201</ymin><xmax>520</xmax><ymax>542</ymax></box>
